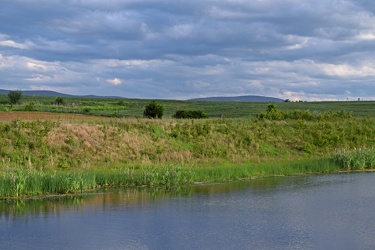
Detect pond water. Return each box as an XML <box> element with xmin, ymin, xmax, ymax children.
<box><xmin>1</xmin><ymin>172</ymin><xmax>375</xmax><ymax>250</ymax></box>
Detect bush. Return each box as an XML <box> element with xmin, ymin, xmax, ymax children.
<box><xmin>7</xmin><ymin>90</ymin><xmax>22</xmax><ymax>104</ymax></box>
<box><xmin>24</xmin><ymin>102</ymin><xmax>36</xmax><ymax>111</ymax></box>
<box><xmin>54</xmin><ymin>97</ymin><xmax>64</xmax><ymax>105</ymax></box>
<box><xmin>257</xmin><ymin>104</ymin><xmax>287</xmax><ymax>120</ymax></box>
<box><xmin>257</xmin><ymin>104</ymin><xmax>352</xmax><ymax>121</ymax></box>
<box><xmin>143</xmin><ymin>101</ymin><xmax>164</xmax><ymax>119</ymax></box>
<box><xmin>173</xmin><ymin>110</ymin><xmax>208</xmax><ymax>119</ymax></box>
<box><xmin>117</xmin><ymin>100</ymin><xmax>127</xmax><ymax>106</ymax></box>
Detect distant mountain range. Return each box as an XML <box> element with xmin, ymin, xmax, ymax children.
<box><xmin>0</xmin><ymin>89</ymin><xmax>119</xmax><ymax>98</ymax></box>
<box><xmin>189</xmin><ymin>95</ymin><xmax>284</xmax><ymax>102</ymax></box>
<box><xmin>0</xmin><ymin>89</ymin><xmax>73</xmax><ymax>97</ymax></box>
<box><xmin>0</xmin><ymin>89</ymin><xmax>284</xmax><ymax>102</ymax></box>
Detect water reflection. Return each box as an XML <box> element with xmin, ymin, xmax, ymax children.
<box><xmin>0</xmin><ymin>176</ymin><xmax>305</xmax><ymax>218</ymax></box>
<box><xmin>1</xmin><ymin>173</ymin><xmax>375</xmax><ymax>250</ymax></box>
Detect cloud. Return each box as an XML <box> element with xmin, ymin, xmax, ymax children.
<box><xmin>0</xmin><ymin>0</ymin><xmax>375</xmax><ymax>100</ymax></box>
<box><xmin>0</xmin><ymin>40</ymin><xmax>28</xmax><ymax>49</ymax></box>
<box><xmin>355</xmin><ymin>33</ymin><xmax>375</xmax><ymax>41</ymax></box>
<box><xmin>106</xmin><ymin>78</ymin><xmax>123</xmax><ymax>86</ymax></box>
<box><xmin>322</xmin><ymin>63</ymin><xmax>375</xmax><ymax>77</ymax></box>
<box><xmin>0</xmin><ymin>34</ymin><xmax>34</xmax><ymax>50</ymax></box>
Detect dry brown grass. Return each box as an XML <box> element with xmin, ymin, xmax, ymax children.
<box><xmin>43</xmin><ymin>119</ymin><xmax>196</xmax><ymax>167</ymax></box>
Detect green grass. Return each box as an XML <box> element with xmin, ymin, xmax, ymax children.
<box><xmin>1</xmin><ymin>96</ymin><xmax>375</xmax><ymax>198</ymax></box>
<box><xmin>1</xmin><ymin>94</ymin><xmax>375</xmax><ymax>118</ymax></box>
<box><xmin>1</xmin><ymin>116</ymin><xmax>374</xmax><ymax>169</ymax></box>
<box><xmin>0</xmin><ymin>165</ymin><xmax>194</xmax><ymax>198</ymax></box>
<box><xmin>330</xmin><ymin>148</ymin><xmax>375</xmax><ymax>170</ymax></box>
<box><xmin>2</xmin><ymin>156</ymin><xmax>365</xmax><ymax>198</ymax></box>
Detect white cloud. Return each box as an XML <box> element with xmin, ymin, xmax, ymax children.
<box><xmin>322</xmin><ymin>63</ymin><xmax>375</xmax><ymax>77</ymax></box>
<box><xmin>0</xmin><ymin>34</ymin><xmax>34</xmax><ymax>50</ymax></box>
<box><xmin>355</xmin><ymin>33</ymin><xmax>375</xmax><ymax>41</ymax></box>
<box><xmin>0</xmin><ymin>0</ymin><xmax>375</xmax><ymax>100</ymax></box>
<box><xmin>26</xmin><ymin>62</ymin><xmax>49</xmax><ymax>72</ymax></box>
<box><xmin>106</xmin><ymin>78</ymin><xmax>123</xmax><ymax>85</ymax></box>
<box><xmin>25</xmin><ymin>74</ymin><xmax>54</xmax><ymax>82</ymax></box>
<box><xmin>0</xmin><ymin>40</ymin><xmax>26</xmax><ymax>49</ymax></box>
<box><xmin>93</xmin><ymin>59</ymin><xmax>152</xmax><ymax>68</ymax></box>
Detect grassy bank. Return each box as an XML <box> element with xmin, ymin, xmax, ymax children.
<box><xmin>0</xmin><ymin>160</ymin><xmax>339</xmax><ymax>198</ymax></box>
<box><xmin>2</xmin><ymin>154</ymin><xmax>375</xmax><ymax>198</ymax></box>
<box><xmin>1</xmin><ymin>109</ymin><xmax>375</xmax><ymax>198</ymax></box>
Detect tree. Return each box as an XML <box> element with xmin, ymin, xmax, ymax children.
<box><xmin>143</xmin><ymin>101</ymin><xmax>164</xmax><ymax>119</ymax></box>
<box><xmin>7</xmin><ymin>90</ymin><xmax>22</xmax><ymax>104</ymax></box>
<box><xmin>54</xmin><ymin>96</ymin><xmax>64</xmax><ymax>105</ymax></box>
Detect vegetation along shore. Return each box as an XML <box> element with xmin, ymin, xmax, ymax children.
<box><xmin>1</xmin><ymin>93</ymin><xmax>375</xmax><ymax>198</ymax></box>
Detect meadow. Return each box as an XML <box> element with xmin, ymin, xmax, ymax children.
<box><xmin>1</xmin><ymin>94</ymin><xmax>375</xmax><ymax>118</ymax></box>
<box><xmin>1</xmin><ymin>94</ymin><xmax>375</xmax><ymax>198</ymax></box>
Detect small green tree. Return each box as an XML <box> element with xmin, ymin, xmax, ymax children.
<box><xmin>143</xmin><ymin>101</ymin><xmax>164</xmax><ymax>119</ymax></box>
<box><xmin>54</xmin><ymin>96</ymin><xmax>64</xmax><ymax>105</ymax></box>
<box><xmin>7</xmin><ymin>90</ymin><xmax>22</xmax><ymax>104</ymax></box>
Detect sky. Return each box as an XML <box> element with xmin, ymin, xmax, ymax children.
<box><xmin>1</xmin><ymin>0</ymin><xmax>375</xmax><ymax>101</ymax></box>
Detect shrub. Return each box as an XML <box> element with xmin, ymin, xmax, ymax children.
<box><xmin>24</xmin><ymin>102</ymin><xmax>36</xmax><ymax>111</ymax></box>
<box><xmin>7</xmin><ymin>90</ymin><xmax>22</xmax><ymax>104</ymax></box>
<box><xmin>117</xmin><ymin>100</ymin><xmax>127</xmax><ymax>106</ymax></box>
<box><xmin>83</xmin><ymin>108</ymin><xmax>91</xmax><ymax>113</ymax></box>
<box><xmin>143</xmin><ymin>101</ymin><xmax>164</xmax><ymax>119</ymax></box>
<box><xmin>257</xmin><ymin>104</ymin><xmax>352</xmax><ymax>121</ymax></box>
<box><xmin>257</xmin><ymin>104</ymin><xmax>287</xmax><ymax>120</ymax></box>
<box><xmin>54</xmin><ymin>97</ymin><xmax>64</xmax><ymax>105</ymax></box>
<box><xmin>173</xmin><ymin>110</ymin><xmax>208</xmax><ymax>119</ymax></box>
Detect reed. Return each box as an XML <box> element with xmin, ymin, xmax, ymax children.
<box><xmin>0</xmin><ymin>153</ymin><xmax>371</xmax><ymax>199</ymax></box>
<box><xmin>0</xmin><ymin>158</ymin><xmax>345</xmax><ymax>198</ymax></box>
<box><xmin>330</xmin><ymin>148</ymin><xmax>375</xmax><ymax>170</ymax></box>
<box><xmin>191</xmin><ymin>159</ymin><xmax>340</xmax><ymax>182</ymax></box>
<box><xmin>0</xmin><ymin>165</ymin><xmax>196</xmax><ymax>198</ymax></box>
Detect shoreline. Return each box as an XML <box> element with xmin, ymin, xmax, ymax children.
<box><xmin>1</xmin><ymin>157</ymin><xmax>375</xmax><ymax>200</ymax></box>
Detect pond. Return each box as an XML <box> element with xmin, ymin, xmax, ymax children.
<box><xmin>1</xmin><ymin>172</ymin><xmax>375</xmax><ymax>249</ymax></box>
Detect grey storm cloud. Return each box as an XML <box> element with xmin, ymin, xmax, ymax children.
<box><xmin>1</xmin><ymin>0</ymin><xmax>375</xmax><ymax>100</ymax></box>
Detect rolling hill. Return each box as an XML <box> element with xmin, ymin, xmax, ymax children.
<box><xmin>0</xmin><ymin>89</ymin><xmax>73</xmax><ymax>97</ymax></box>
<box><xmin>0</xmin><ymin>89</ymin><xmax>284</xmax><ymax>102</ymax></box>
<box><xmin>0</xmin><ymin>89</ymin><xmax>119</xmax><ymax>98</ymax></box>
<box><xmin>189</xmin><ymin>95</ymin><xmax>284</xmax><ymax>102</ymax></box>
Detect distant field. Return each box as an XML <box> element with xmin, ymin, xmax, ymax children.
<box><xmin>0</xmin><ymin>112</ymin><xmax>110</xmax><ymax>122</ymax></box>
<box><xmin>0</xmin><ymin>94</ymin><xmax>374</xmax><ymax>118</ymax></box>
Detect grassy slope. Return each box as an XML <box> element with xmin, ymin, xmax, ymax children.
<box><xmin>0</xmin><ymin>114</ymin><xmax>375</xmax><ymax>197</ymax></box>
<box><xmin>1</xmin><ymin>95</ymin><xmax>375</xmax><ymax>197</ymax></box>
